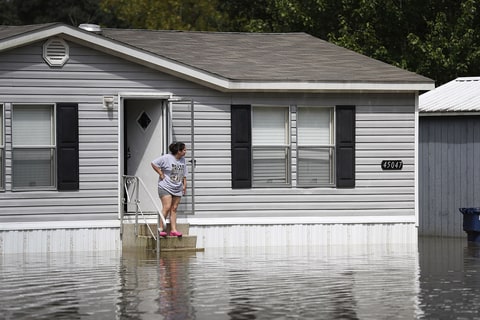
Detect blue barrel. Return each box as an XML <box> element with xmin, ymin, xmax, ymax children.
<box><xmin>459</xmin><ymin>208</ymin><xmax>480</xmax><ymax>242</ymax></box>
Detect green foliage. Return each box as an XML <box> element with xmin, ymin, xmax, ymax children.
<box><xmin>218</xmin><ymin>0</ymin><xmax>480</xmax><ymax>85</ymax></box>
<box><xmin>3</xmin><ymin>0</ymin><xmax>480</xmax><ymax>85</ymax></box>
<box><xmin>99</xmin><ymin>0</ymin><xmax>227</xmax><ymax>30</ymax></box>
<box><xmin>0</xmin><ymin>0</ymin><xmax>20</xmax><ymax>25</ymax></box>
<box><xmin>406</xmin><ymin>0</ymin><xmax>480</xmax><ymax>84</ymax></box>
<box><xmin>0</xmin><ymin>0</ymin><xmax>122</xmax><ymax>27</ymax></box>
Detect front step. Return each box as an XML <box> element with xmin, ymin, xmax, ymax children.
<box><xmin>141</xmin><ymin>235</ymin><xmax>203</xmax><ymax>252</ymax></box>
<box><xmin>122</xmin><ymin>223</ymin><xmax>204</xmax><ymax>252</ymax></box>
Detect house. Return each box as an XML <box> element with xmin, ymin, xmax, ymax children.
<box><xmin>0</xmin><ymin>23</ymin><xmax>434</xmax><ymax>253</ymax></box>
<box><xmin>419</xmin><ymin>77</ymin><xmax>480</xmax><ymax>238</ymax></box>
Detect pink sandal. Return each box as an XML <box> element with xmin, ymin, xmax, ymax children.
<box><xmin>169</xmin><ymin>231</ymin><xmax>182</xmax><ymax>237</ymax></box>
<box><xmin>159</xmin><ymin>230</ymin><xmax>167</xmax><ymax>237</ymax></box>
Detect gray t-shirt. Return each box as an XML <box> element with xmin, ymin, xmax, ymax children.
<box><xmin>152</xmin><ymin>154</ymin><xmax>188</xmax><ymax>196</ymax></box>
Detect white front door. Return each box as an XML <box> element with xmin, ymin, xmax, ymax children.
<box><xmin>124</xmin><ymin>99</ymin><xmax>167</xmax><ymax>213</ymax></box>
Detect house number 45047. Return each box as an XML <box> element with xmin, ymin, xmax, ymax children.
<box><xmin>381</xmin><ymin>160</ymin><xmax>403</xmax><ymax>170</ymax></box>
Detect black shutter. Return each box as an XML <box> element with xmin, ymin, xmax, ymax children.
<box><xmin>231</xmin><ymin>105</ymin><xmax>251</xmax><ymax>189</ymax></box>
<box><xmin>336</xmin><ymin>105</ymin><xmax>355</xmax><ymax>188</ymax></box>
<box><xmin>56</xmin><ymin>103</ymin><xmax>79</xmax><ymax>191</ymax></box>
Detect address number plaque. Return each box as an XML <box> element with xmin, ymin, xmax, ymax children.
<box><xmin>381</xmin><ymin>160</ymin><xmax>403</xmax><ymax>170</ymax></box>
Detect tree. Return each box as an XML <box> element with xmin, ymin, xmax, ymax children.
<box><xmin>406</xmin><ymin>0</ymin><xmax>480</xmax><ymax>85</ymax></box>
<box><xmin>3</xmin><ymin>0</ymin><xmax>480</xmax><ymax>85</ymax></box>
<box><xmin>0</xmin><ymin>0</ymin><xmax>21</xmax><ymax>25</ymax></box>
<box><xmin>217</xmin><ymin>0</ymin><xmax>330</xmax><ymax>33</ymax></box>
<box><xmin>100</xmin><ymin>0</ymin><xmax>227</xmax><ymax>30</ymax></box>
<box><xmin>218</xmin><ymin>0</ymin><xmax>480</xmax><ymax>85</ymax></box>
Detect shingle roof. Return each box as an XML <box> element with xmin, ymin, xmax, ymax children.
<box><xmin>0</xmin><ymin>23</ymin><xmax>57</xmax><ymax>41</ymax></box>
<box><xmin>419</xmin><ymin>77</ymin><xmax>480</xmax><ymax>112</ymax></box>
<box><xmin>101</xmin><ymin>28</ymin><xmax>432</xmax><ymax>84</ymax></box>
<box><xmin>0</xmin><ymin>23</ymin><xmax>434</xmax><ymax>91</ymax></box>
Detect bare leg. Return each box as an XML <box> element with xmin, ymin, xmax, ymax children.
<box><xmin>169</xmin><ymin>196</ymin><xmax>182</xmax><ymax>233</ymax></box>
<box><xmin>159</xmin><ymin>195</ymin><xmax>173</xmax><ymax>230</ymax></box>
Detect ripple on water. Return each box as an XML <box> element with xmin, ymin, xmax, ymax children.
<box><xmin>1</xmin><ymin>240</ymin><xmax>480</xmax><ymax>319</ymax></box>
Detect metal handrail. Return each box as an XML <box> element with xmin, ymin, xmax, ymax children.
<box><xmin>122</xmin><ymin>175</ymin><xmax>166</xmax><ymax>254</ymax></box>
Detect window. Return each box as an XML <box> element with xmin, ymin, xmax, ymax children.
<box><xmin>297</xmin><ymin>107</ymin><xmax>335</xmax><ymax>186</ymax></box>
<box><xmin>0</xmin><ymin>104</ymin><xmax>3</xmax><ymax>190</ymax></box>
<box><xmin>231</xmin><ymin>104</ymin><xmax>355</xmax><ymax>189</ymax></box>
<box><xmin>12</xmin><ymin>104</ymin><xmax>56</xmax><ymax>190</ymax></box>
<box><xmin>252</xmin><ymin>106</ymin><xmax>290</xmax><ymax>186</ymax></box>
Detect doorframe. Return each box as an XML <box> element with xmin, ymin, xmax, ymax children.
<box><xmin>117</xmin><ymin>92</ymin><xmax>174</xmax><ymax>219</ymax></box>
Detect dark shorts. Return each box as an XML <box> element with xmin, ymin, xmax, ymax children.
<box><xmin>158</xmin><ymin>187</ymin><xmax>181</xmax><ymax>198</ymax></box>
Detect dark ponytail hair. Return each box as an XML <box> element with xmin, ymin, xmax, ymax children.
<box><xmin>169</xmin><ymin>141</ymin><xmax>186</xmax><ymax>155</ymax></box>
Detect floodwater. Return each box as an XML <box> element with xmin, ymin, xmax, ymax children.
<box><xmin>1</xmin><ymin>237</ymin><xmax>480</xmax><ymax>319</ymax></box>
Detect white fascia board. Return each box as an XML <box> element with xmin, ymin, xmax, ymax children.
<box><xmin>225</xmin><ymin>81</ymin><xmax>435</xmax><ymax>92</ymax></box>
<box><xmin>0</xmin><ymin>25</ymin><xmax>435</xmax><ymax>93</ymax></box>
<box><xmin>180</xmin><ymin>216</ymin><xmax>417</xmax><ymax>225</ymax></box>
<box><xmin>0</xmin><ymin>220</ymin><xmax>121</xmax><ymax>231</ymax></box>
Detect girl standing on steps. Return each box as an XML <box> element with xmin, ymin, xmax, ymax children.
<box><xmin>151</xmin><ymin>142</ymin><xmax>188</xmax><ymax>237</ymax></box>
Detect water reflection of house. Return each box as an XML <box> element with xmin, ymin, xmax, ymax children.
<box><xmin>419</xmin><ymin>77</ymin><xmax>480</xmax><ymax>238</ymax></box>
<box><xmin>0</xmin><ymin>23</ymin><xmax>434</xmax><ymax>253</ymax></box>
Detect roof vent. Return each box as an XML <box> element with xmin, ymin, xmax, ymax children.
<box><xmin>42</xmin><ymin>37</ymin><xmax>69</xmax><ymax>67</ymax></box>
<box><xmin>78</xmin><ymin>23</ymin><xmax>102</xmax><ymax>33</ymax></box>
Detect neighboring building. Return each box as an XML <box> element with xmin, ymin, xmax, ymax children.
<box><xmin>0</xmin><ymin>23</ymin><xmax>434</xmax><ymax>253</ymax></box>
<box><xmin>419</xmin><ymin>77</ymin><xmax>480</xmax><ymax>238</ymax></box>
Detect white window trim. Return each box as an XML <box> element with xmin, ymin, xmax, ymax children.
<box><xmin>11</xmin><ymin>104</ymin><xmax>57</xmax><ymax>191</ymax></box>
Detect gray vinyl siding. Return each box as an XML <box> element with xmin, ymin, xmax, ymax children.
<box><xmin>0</xmin><ymin>42</ymin><xmax>177</xmax><ymax>222</ymax></box>
<box><xmin>0</xmin><ymin>39</ymin><xmax>417</xmax><ymax>224</ymax></box>
<box><xmin>419</xmin><ymin>115</ymin><xmax>480</xmax><ymax>237</ymax></box>
<box><xmin>190</xmin><ymin>95</ymin><xmax>416</xmax><ymax>218</ymax></box>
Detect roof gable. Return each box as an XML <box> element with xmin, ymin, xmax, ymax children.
<box><xmin>0</xmin><ymin>23</ymin><xmax>434</xmax><ymax>92</ymax></box>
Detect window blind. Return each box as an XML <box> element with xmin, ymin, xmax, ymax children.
<box><xmin>297</xmin><ymin>108</ymin><xmax>331</xmax><ymax>145</ymax></box>
<box><xmin>12</xmin><ymin>105</ymin><xmax>53</xmax><ymax>146</ymax></box>
<box><xmin>252</xmin><ymin>107</ymin><xmax>287</xmax><ymax>145</ymax></box>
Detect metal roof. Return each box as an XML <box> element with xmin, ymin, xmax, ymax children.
<box><xmin>419</xmin><ymin>77</ymin><xmax>480</xmax><ymax>113</ymax></box>
<box><xmin>0</xmin><ymin>23</ymin><xmax>434</xmax><ymax>92</ymax></box>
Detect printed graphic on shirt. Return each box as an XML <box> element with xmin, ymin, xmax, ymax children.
<box><xmin>170</xmin><ymin>163</ymin><xmax>185</xmax><ymax>183</ymax></box>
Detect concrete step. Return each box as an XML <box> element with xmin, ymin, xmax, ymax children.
<box><xmin>122</xmin><ymin>249</ymin><xmax>200</xmax><ymax>260</ymax></box>
<box><xmin>159</xmin><ymin>235</ymin><xmax>202</xmax><ymax>252</ymax></box>
<box><xmin>122</xmin><ymin>223</ymin><xmax>203</xmax><ymax>253</ymax></box>
<box><xmin>123</xmin><ymin>235</ymin><xmax>203</xmax><ymax>253</ymax></box>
